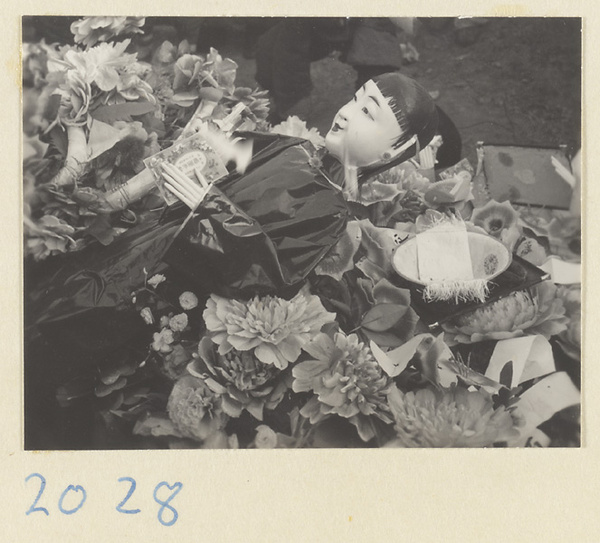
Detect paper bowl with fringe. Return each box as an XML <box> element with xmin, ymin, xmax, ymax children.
<box><xmin>391</xmin><ymin>231</ymin><xmax>512</xmax><ymax>302</ymax></box>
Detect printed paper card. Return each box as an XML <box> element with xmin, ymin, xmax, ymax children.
<box><xmin>144</xmin><ymin>132</ymin><xmax>229</xmax><ymax>205</ymax></box>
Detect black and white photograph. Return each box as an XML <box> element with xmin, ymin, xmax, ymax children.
<box><xmin>22</xmin><ymin>15</ymin><xmax>581</xmax><ymax>451</ymax></box>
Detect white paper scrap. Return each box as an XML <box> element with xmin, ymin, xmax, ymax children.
<box><xmin>507</xmin><ymin>372</ymin><xmax>580</xmax><ymax>447</ymax></box>
<box><xmin>371</xmin><ymin>334</ymin><xmax>442</xmax><ymax>377</ymax></box>
<box><xmin>485</xmin><ymin>335</ymin><xmax>555</xmax><ymax>388</ymax></box>
<box><xmin>540</xmin><ymin>256</ymin><xmax>581</xmax><ymax>284</ymax></box>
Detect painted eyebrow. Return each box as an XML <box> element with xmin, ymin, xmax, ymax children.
<box><xmin>367</xmin><ymin>95</ymin><xmax>381</xmax><ymax>108</ymax></box>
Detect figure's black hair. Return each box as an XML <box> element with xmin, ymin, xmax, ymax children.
<box><xmin>359</xmin><ymin>73</ymin><xmax>438</xmax><ymax>181</ymax></box>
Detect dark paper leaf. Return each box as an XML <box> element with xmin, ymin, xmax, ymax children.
<box><xmin>355</xmin><ymin>257</ymin><xmax>387</xmax><ymax>284</ymax></box>
<box><xmin>56</xmin><ymin>376</ymin><xmax>95</xmax><ymax>407</ymax></box>
<box><xmin>388</xmin><ymin>307</ymin><xmax>420</xmax><ymax>344</ymax></box>
<box><xmin>133</xmin><ymin>415</ymin><xmax>181</xmax><ymax>438</ymax></box>
<box><xmin>91</xmin><ymin>101</ymin><xmax>157</xmax><ymax>123</ymax></box>
<box><xmin>86</xmin><ymin>215</ymin><xmax>117</xmax><ymax>246</ymax></box>
<box><xmin>99</xmin><ymin>391</ymin><xmax>125</xmax><ymax>411</ymax></box>
<box><xmin>71</xmin><ymin>187</ymin><xmax>105</xmax><ymax>206</ymax></box>
<box><xmin>100</xmin><ymin>368</ymin><xmax>123</xmax><ymax>385</ymax></box>
<box><xmin>499</xmin><ymin>361</ymin><xmax>514</xmax><ymax>388</ymax></box>
<box><xmin>437</xmin><ymin>357</ymin><xmax>503</xmax><ymax>391</ymax></box>
<box><xmin>361</xmin><ymin>303</ymin><xmax>408</xmax><ymax>332</ymax></box>
<box><xmin>351</xmin><ymin>277</ymin><xmax>375</xmax><ymax>324</ymax></box>
<box><xmin>43</xmin><ymin>94</ymin><xmax>61</xmax><ymax>122</ymax></box>
<box><xmin>138</xmin><ymin>111</ymin><xmax>166</xmax><ymax>138</ymax></box>
<box><xmin>95</xmin><ymin>376</ymin><xmax>127</xmax><ymax>397</ymax></box>
<box><xmin>363</xmin><ymin>329</ymin><xmax>405</xmax><ymax>348</ymax></box>
<box><xmin>171</xmin><ymin>91</ymin><xmax>200</xmax><ymax>107</ymax></box>
<box><xmin>372</xmin><ymin>278</ymin><xmax>411</xmax><ymax>306</ymax></box>
<box><xmin>311</xmin><ymin>417</ymin><xmax>368</xmax><ymax>448</ymax></box>
<box><xmin>46</xmin><ymin>125</ymin><xmax>69</xmax><ymax>157</ymax></box>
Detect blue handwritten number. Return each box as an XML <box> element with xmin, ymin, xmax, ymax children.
<box><xmin>25</xmin><ymin>473</ymin><xmax>49</xmax><ymax>516</ymax></box>
<box><xmin>58</xmin><ymin>485</ymin><xmax>87</xmax><ymax>515</ymax></box>
<box><xmin>116</xmin><ymin>477</ymin><xmax>141</xmax><ymax>515</ymax></box>
<box><xmin>153</xmin><ymin>481</ymin><xmax>183</xmax><ymax>527</ymax></box>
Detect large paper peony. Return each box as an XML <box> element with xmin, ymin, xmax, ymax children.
<box><xmin>188</xmin><ymin>337</ymin><xmax>290</xmax><ymax>421</ymax></box>
<box><xmin>292</xmin><ymin>332</ymin><xmax>393</xmax><ymax>442</ymax></box>
<box><xmin>386</xmin><ymin>386</ymin><xmax>518</xmax><ymax>448</ymax></box>
<box><xmin>203</xmin><ymin>287</ymin><xmax>336</xmax><ymax>370</ymax></box>
<box><xmin>167</xmin><ymin>375</ymin><xmax>228</xmax><ymax>442</ymax></box>
<box><xmin>442</xmin><ymin>281</ymin><xmax>568</xmax><ymax>344</ymax></box>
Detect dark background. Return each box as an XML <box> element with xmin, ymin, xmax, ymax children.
<box><xmin>23</xmin><ymin>16</ymin><xmax>582</xmax><ymax>163</ymax></box>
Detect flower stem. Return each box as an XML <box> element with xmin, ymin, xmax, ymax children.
<box><xmin>50</xmin><ymin>125</ymin><xmax>88</xmax><ymax>188</ymax></box>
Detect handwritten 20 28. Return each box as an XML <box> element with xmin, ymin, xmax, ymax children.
<box><xmin>25</xmin><ymin>473</ymin><xmax>183</xmax><ymax>526</ymax></box>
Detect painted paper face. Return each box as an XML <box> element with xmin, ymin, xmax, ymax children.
<box><xmin>325</xmin><ymin>80</ymin><xmax>403</xmax><ymax>168</ymax></box>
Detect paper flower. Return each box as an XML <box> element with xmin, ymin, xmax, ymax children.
<box><xmin>514</xmin><ymin>235</ymin><xmax>548</xmax><ymax>266</ymax></box>
<box><xmin>25</xmin><ymin>215</ymin><xmax>76</xmax><ymax>260</ymax></box>
<box><xmin>179</xmin><ymin>291</ymin><xmax>199</xmax><ymax>310</ymax></box>
<box><xmin>203</xmin><ymin>287</ymin><xmax>336</xmax><ymax>370</ymax></box>
<box><xmin>547</xmin><ymin>215</ymin><xmax>581</xmax><ymax>262</ymax></box>
<box><xmin>556</xmin><ymin>285</ymin><xmax>581</xmax><ymax>360</ymax></box>
<box><xmin>169</xmin><ymin>313</ymin><xmax>189</xmax><ymax>332</ymax></box>
<box><xmin>152</xmin><ymin>328</ymin><xmax>174</xmax><ymax>353</ymax></box>
<box><xmin>140</xmin><ymin>307</ymin><xmax>154</xmax><ymax>325</ymax></box>
<box><xmin>167</xmin><ymin>375</ymin><xmax>228</xmax><ymax>442</ymax></box>
<box><xmin>204</xmin><ymin>48</ymin><xmax>238</xmax><ymax>95</ymax></box>
<box><xmin>70</xmin><ymin>17</ymin><xmax>145</xmax><ymax>48</ymax></box>
<box><xmin>371</xmin><ymin>161</ymin><xmax>427</xmax><ymax>188</ymax></box>
<box><xmin>22</xmin><ymin>41</ymin><xmax>53</xmax><ymax>89</ymax></box>
<box><xmin>173</xmin><ymin>54</ymin><xmax>205</xmax><ymax>91</ymax></box>
<box><xmin>55</xmin><ymin>70</ymin><xmax>92</xmax><ymax>126</ymax></box>
<box><xmin>58</xmin><ymin>40</ymin><xmax>137</xmax><ymax>91</ymax></box>
<box><xmin>231</xmin><ymin>87</ymin><xmax>270</xmax><ymax>123</ymax></box>
<box><xmin>386</xmin><ymin>386</ymin><xmax>518</xmax><ymax>448</ymax></box>
<box><xmin>147</xmin><ymin>274</ymin><xmax>166</xmax><ymax>288</ymax></box>
<box><xmin>442</xmin><ymin>281</ymin><xmax>568</xmax><ymax>344</ymax></box>
<box><xmin>162</xmin><ymin>344</ymin><xmax>195</xmax><ymax>381</ymax></box>
<box><xmin>271</xmin><ymin>115</ymin><xmax>325</xmax><ymax>148</ymax></box>
<box><xmin>188</xmin><ymin>337</ymin><xmax>289</xmax><ymax>420</ymax></box>
<box><xmin>292</xmin><ymin>332</ymin><xmax>393</xmax><ymax>441</ymax></box>
<box><xmin>105</xmin><ymin>72</ymin><xmax>156</xmax><ymax>105</ymax></box>
<box><xmin>253</xmin><ymin>425</ymin><xmax>279</xmax><ymax>449</ymax></box>
<box><xmin>47</xmin><ymin>40</ymin><xmax>140</xmax><ymax>126</ymax></box>
<box><xmin>470</xmin><ymin>200</ymin><xmax>521</xmax><ymax>250</ymax></box>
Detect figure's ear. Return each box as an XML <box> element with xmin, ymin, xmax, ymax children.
<box><xmin>379</xmin><ymin>134</ymin><xmax>419</xmax><ymax>165</ymax></box>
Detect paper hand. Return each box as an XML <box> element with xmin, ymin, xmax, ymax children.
<box><xmin>160</xmin><ymin>163</ymin><xmax>211</xmax><ymax>209</ymax></box>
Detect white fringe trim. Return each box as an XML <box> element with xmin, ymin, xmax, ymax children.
<box><xmin>423</xmin><ymin>279</ymin><xmax>490</xmax><ymax>304</ymax></box>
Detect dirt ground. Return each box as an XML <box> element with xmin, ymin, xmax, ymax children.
<box><xmin>216</xmin><ymin>17</ymin><xmax>581</xmax><ymax>167</ymax></box>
